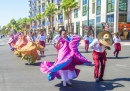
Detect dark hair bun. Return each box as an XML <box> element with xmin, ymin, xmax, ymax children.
<box><xmin>59</xmin><ymin>29</ymin><xmax>66</xmax><ymax>35</ymax></box>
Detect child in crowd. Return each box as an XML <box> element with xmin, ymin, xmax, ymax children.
<box><xmin>83</xmin><ymin>32</ymin><xmax>90</xmax><ymax>52</ymax></box>
<box><xmin>36</xmin><ymin>30</ymin><xmax>46</xmax><ymax>56</ymax></box>
<box><xmin>113</xmin><ymin>32</ymin><xmax>121</xmax><ymax>58</ymax></box>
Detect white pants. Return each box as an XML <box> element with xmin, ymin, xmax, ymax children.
<box><xmin>60</xmin><ymin>70</ymin><xmax>77</xmax><ymax>81</ymax></box>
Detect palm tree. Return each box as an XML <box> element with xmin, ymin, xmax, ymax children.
<box><xmin>6</xmin><ymin>23</ymin><xmax>12</xmax><ymax>31</ymax></box>
<box><xmin>16</xmin><ymin>18</ymin><xmax>28</xmax><ymax>31</ymax></box>
<box><xmin>23</xmin><ymin>18</ymin><xmax>28</xmax><ymax>29</ymax></box>
<box><xmin>10</xmin><ymin>19</ymin><xmax>16</xmax><ymax>29</ymax></box>
<box><xmin>43</xmin><ymin>3</ymin><xmax>58</xmax><ymax>32</ymax></box>
<box><xmin>61</xmin><ymin>0</ymin><xmax>78</xmax><ymax>33</ymax></box>
<box><xmin>34</xmin><ymin>13</ymin><xmax>42</xmax><ymax>29</ymax></box>
<box><xmin>16</xmin><ymin>18</ymin><xmax>23</xmax><ymax>30</ymax></box>
<box><xmin>27</xmin><ymin>17</ymin><xmax>34</xmax><ymax>29</ymax></box>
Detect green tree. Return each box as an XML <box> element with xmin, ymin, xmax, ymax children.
<box><xmin>27</xmin><ymin>17</ymin><xmax>34</xmax><ymax>29</ymax></box>
<box><xmin>6</xmin><ymin>23</ymin><xmax>12</xmax><ymax>31</ymax></box>
<box><xmin>34</xmin><ymin>13</ymin><xmax>42</xmax><ymax>29</ymax></box>
<box><xmin>61</xmin><ymin>0</ymin><xmax>78</xmax><ymax>32</ymax></box>
<box><xmin>1</xmin><ymin>26</ymin><xmax>7</xmax><ymax>34</ymax></box>
<box><xmin>43</xmin><ymin>3</ymin><xmax>58</xmax><ymax>32</ymax></box>
<box><xmin>10</xmin><ymin>19</ymin><xmax>16</xmax><ymax>29</ymax></box>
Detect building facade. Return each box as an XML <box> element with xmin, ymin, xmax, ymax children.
<box><xmin>28</xmin><ymin>0</ymin><xmax>130</xmax><ymax>40</ymax></box>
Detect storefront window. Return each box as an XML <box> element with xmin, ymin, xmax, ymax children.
<box><xmin>106</xmin><ymin>14</ymin><xmax>114</xmax><ymax>22</ymax></box>
<box><xmin>119</xmin><ymin>0</ymin><xmax>127</xmax><ymax>11</ymax></box>
<box><xmin>96</xmin><ymin>0</ymin><xmax>101</xmax><ymax>15</ymax></box>
<box><xmin>89</xmin><ymin>19</ymin><xmax>95</xmax><ymax>25</ymax></box>
<box><xmin>74</xmin><ymin>9</ymin><xmax>78</xmax><ymax>18</ymax></box>
<box><xmin>96</xmin><ymin>24</ymin><xmax>102</xmax><ymax>37</ymax></box>
<box><xmin>119</xmin><ymin>14</ymin><xmax>127</xmax><ymax>22</ymax></box>
<box><xmin>118</xmin><ymin>23</ymin><xmax>130</xmax><ymax>40</ymax></box>
<box><xmin>82</xmin><ymin>20</ymin><xmax>87</xmax><ymax>36</ymax></box>
<box><xmin>76</xmin><ymin>22</ymin><xmax>80</xmax><ymax>35</ymax></box>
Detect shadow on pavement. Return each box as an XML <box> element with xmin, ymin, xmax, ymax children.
<box><xmin>79</xmin><ymin>51</ymin><xmax>92</xmax><ymax>53</ymax></box>
<box><xmin>107</xmin><ymin>57</ymin><xmax>129</xmax><ymax>59</ymax></box>
<box><xmin>82</xmin><ymin>64</ymin><xmax>95</xmax><ymax>67</ymax></box>
<box><xmin>55</xmin><ymin>79</ymin><xmax>124</xmax><ymax>91</ymax></box>
<box><xmin>105</xmin><ymin>78</ymin><xmax>130</xmax><ymax>82</ymax></box>
<box><xmin>32</xmin><ymin>62</ymin><xmax>42</xmax><ymax>66</ymax></box>
<box><xmin>32</xmin><ymin>62</ymin><xmax>55</xmax><ymax>66</ymax></box>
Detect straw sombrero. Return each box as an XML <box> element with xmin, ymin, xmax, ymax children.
<box><xmin>98</xmin><ymin>31</ymin><xmax>113</xmax><ymax>46</ymax></box>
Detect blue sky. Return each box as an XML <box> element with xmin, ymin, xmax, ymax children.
<box><xmin>0</xmin><ymin>0</ymin><xmax>29</xmax><ymax>27</ymax></box>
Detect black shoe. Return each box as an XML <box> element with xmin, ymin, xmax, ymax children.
<box><xmin>25</xmin><ymin>63</ymin><xmax>30</xmax><ymax>65</ymax></box>
<box><xmin>99</xmin><ymin>78</ymin><xmax>104</xmax><ymax>81</ymax></box>
<box><xmin>116</xmin><ymin>56</ymin><xmax>119</xmax><ymax>58</ymax></box>
<box><xmin>25</xmin><ymin>63</ymin><xmax>33</xmax><ymax>65</ymax></box>
<box><xmin>95</xmin><ymin>78</ymin><xmax>99</xmax><ymax>82</ymax></box>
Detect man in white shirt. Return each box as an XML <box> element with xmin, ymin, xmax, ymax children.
<box><xmin>52</xmin><ymin>32</ymin><xmax>60</xmax><ymax>47</ymax></box>
<box><xmin>89</xmin><ymin>31</ymin><xmax>112</xmax><ymax>82</ymax></box>
<box><xmin>113</xmin><ymin>32</ymin><xmax>121</xmax><ymax>58</ymax></box>
<box><xmin>83</xmin><ymin>32</ymin><xmax>90</xmax><ymax>52</ymax></box>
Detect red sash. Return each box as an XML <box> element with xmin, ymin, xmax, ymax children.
<box><xmin>38</xmin><ymin>41</ymin><xmax>45</xmax><ymax>47</ymax></box>
<box><xmin>92</xmin><ymin>51</ymin><xmax>107</xmax><ymax>61</ymax></box>
<box><xmin>114</xmin><ymin>43</ymin><xmax>121</xmax><ymax>51</ymax></box>
<box><xmin>84</xmin><ymin>40</ymin><xmax>89</xmax><ymax>45</ymax></box>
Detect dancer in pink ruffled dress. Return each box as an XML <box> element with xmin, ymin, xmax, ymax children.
<box><xmin>40</xmin><ymin>30</ymin><xmax>92</xmax><ymax>87</ymax></box>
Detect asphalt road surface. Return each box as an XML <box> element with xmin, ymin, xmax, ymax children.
<box><xmin>0</xmin><ymin>37</ymin><xmax>130</xmax><ymax>91</ymax></box>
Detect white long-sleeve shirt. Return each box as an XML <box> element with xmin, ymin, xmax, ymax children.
<box><xmin>52</xmin><ymin>34</ymin><xmax>60</xmax><ymax>44</ymax></box>
<box><xmin>89</xmin><ymin>39</ymin><xmax>106</xmax><ymax>52</ymax></box>
<box><xmin>83</xmin><ymin>35</ymin><xmax>90</xmax><ymax>40</ymax></box>
<box><xmin>113</xmin><ymin>36</ymin><xmax>121</xmax><ymax>43</ymax></box>
<box><xmin>37</xmin><ymin>34</ymin><xmax>46</xmax><ymax>41</ymax></box>
<box><xmin>27</xmin><ymin>35</ymin><xmax>36</xmax><ymax>42</ymax></box>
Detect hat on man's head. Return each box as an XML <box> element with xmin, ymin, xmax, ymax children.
<box><xmin>98</xmin><ymin>31</ymin><xmax>113</xmax><ymax>46</ymax></box>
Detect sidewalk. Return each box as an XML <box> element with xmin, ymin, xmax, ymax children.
<box><xmin>79</xmin><ymin>40</ymin><xmax>130</xmax><ymax>46</ymax></box>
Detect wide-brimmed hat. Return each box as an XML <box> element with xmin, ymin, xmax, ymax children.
<box><xmin>97</xmin><ymin>31</ymin><xmax>113</xmax><ymax>46</ymax></box>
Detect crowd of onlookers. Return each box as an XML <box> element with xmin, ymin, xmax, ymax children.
<box><xmin>0</xmin><ymin>34</ymin><xmax>6</xmax><ymax>39</ymax></box>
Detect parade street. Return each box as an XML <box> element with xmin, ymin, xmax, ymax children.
<box><xmin>0</xmin><ymin>37</ymin><xmax>130</xmax><ymax>91</ymax></box>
